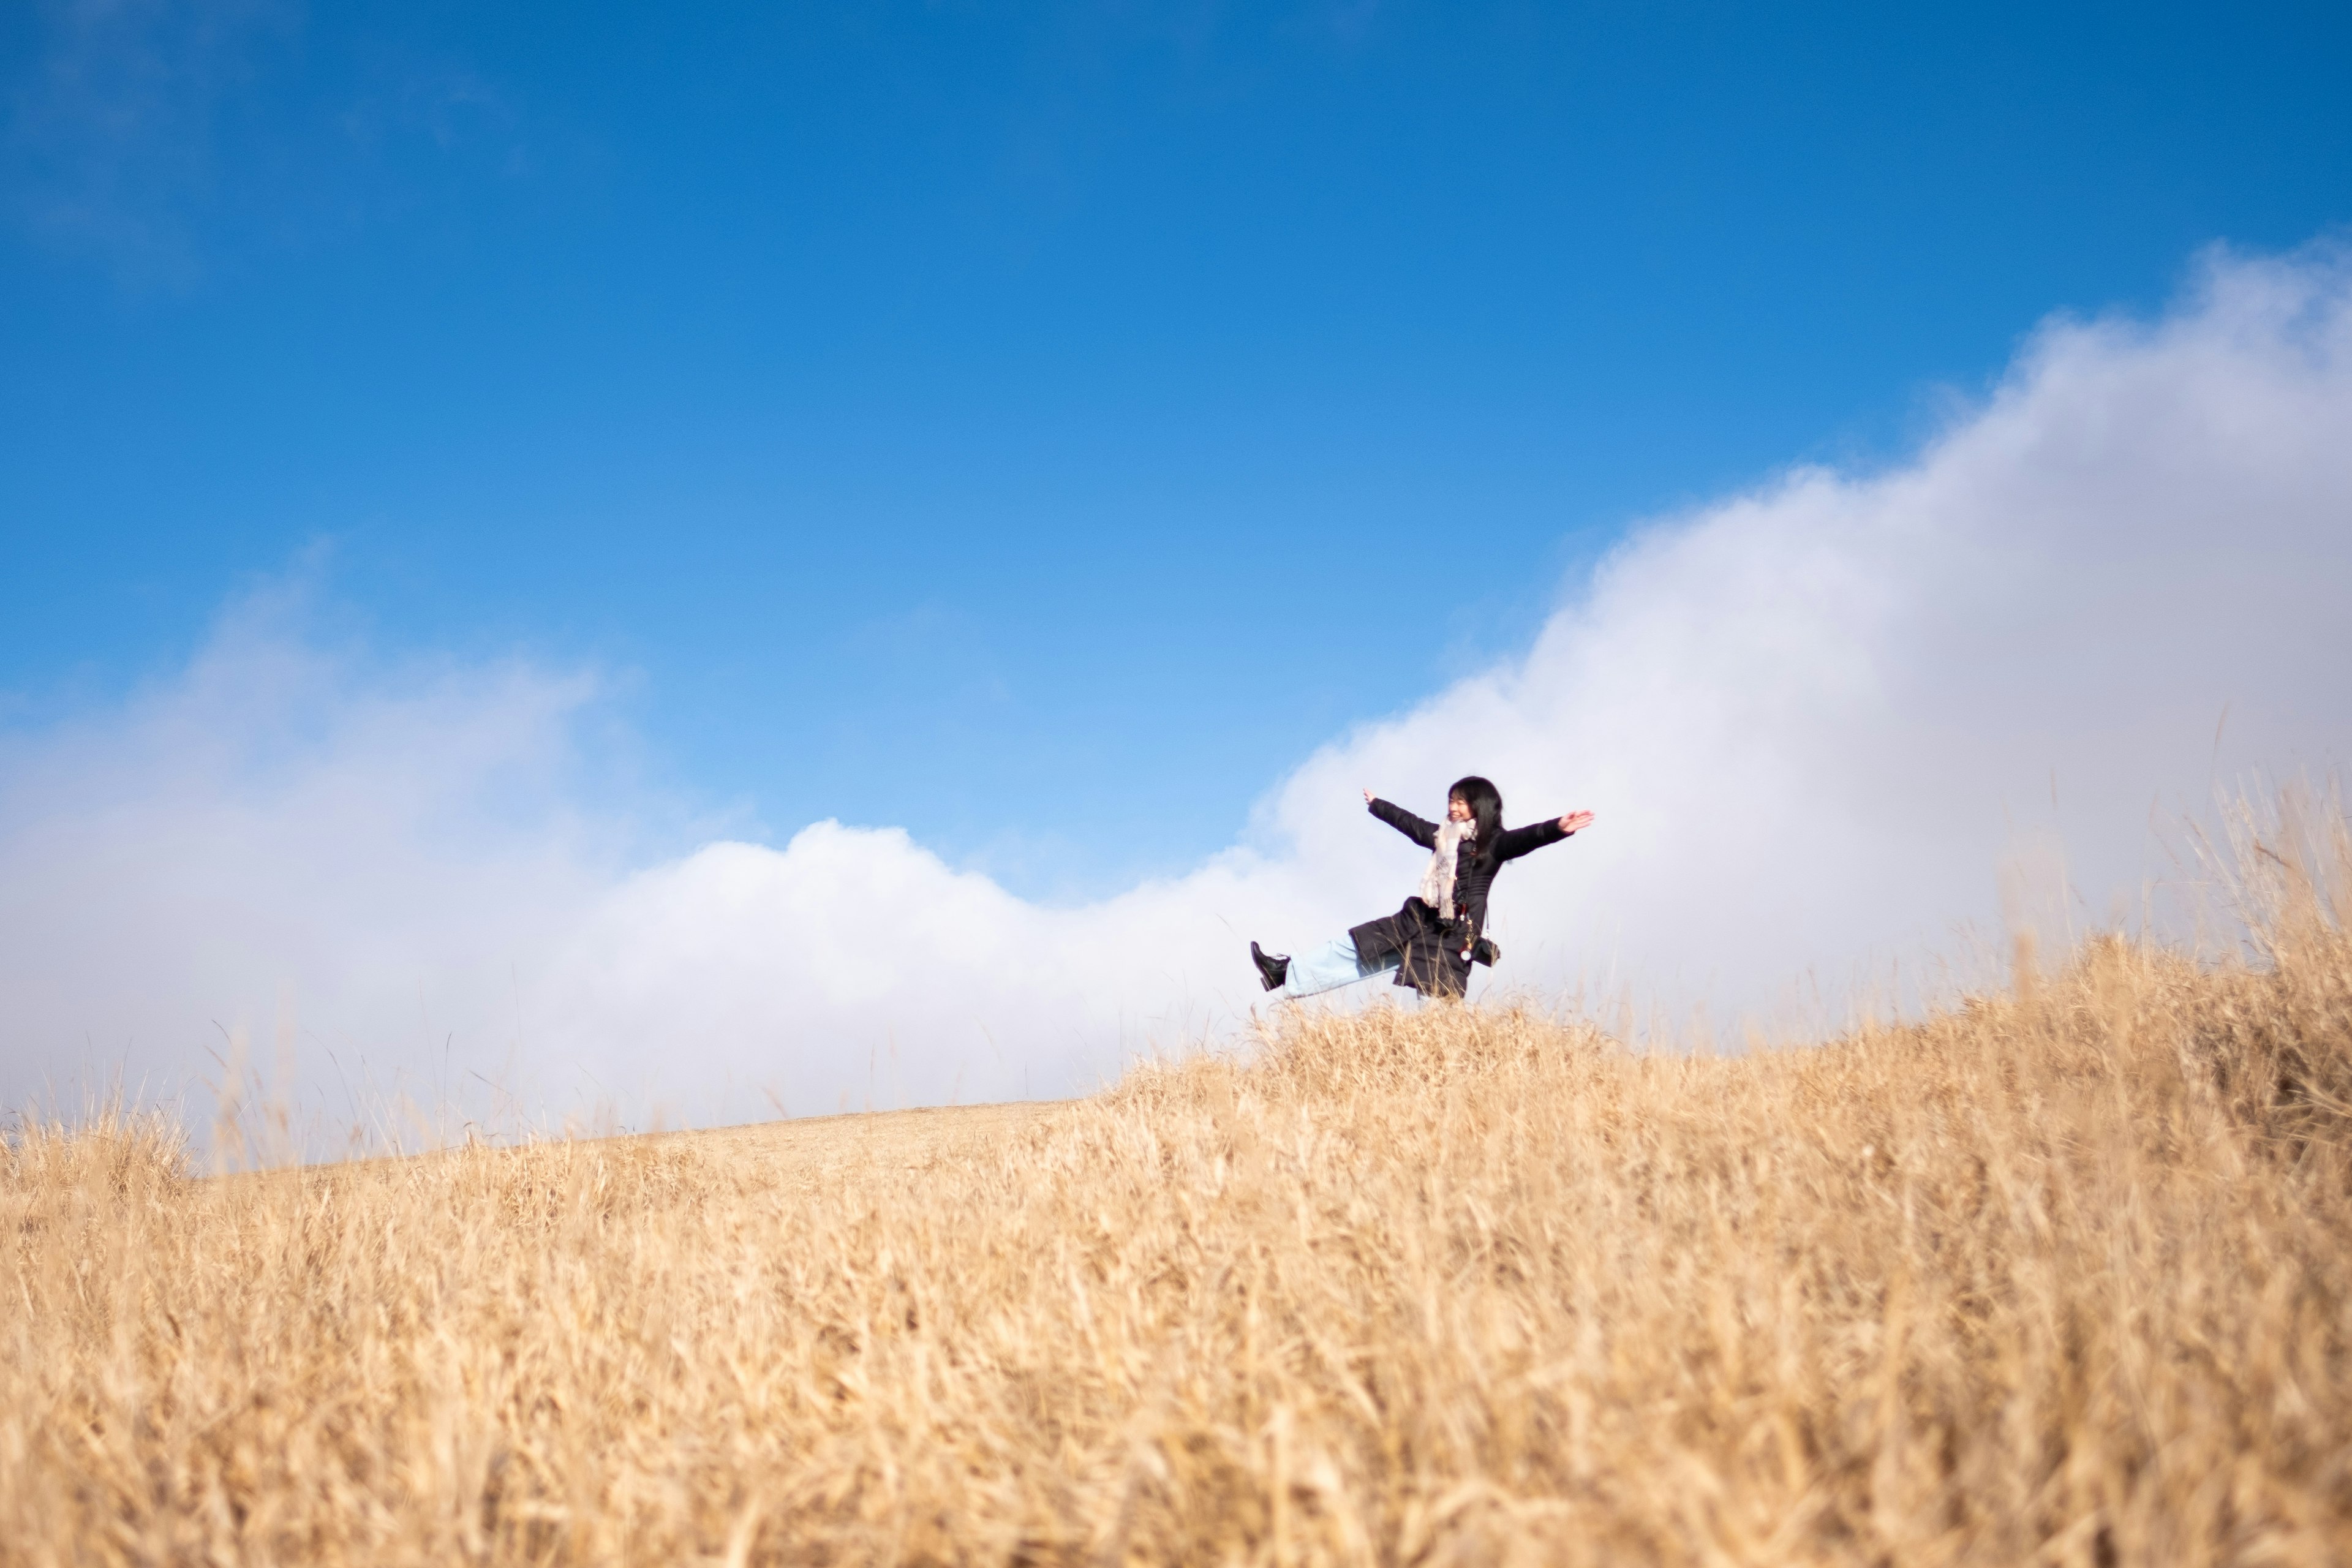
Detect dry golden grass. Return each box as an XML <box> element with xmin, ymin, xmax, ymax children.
<box><xmin>7</xmin><ymin>835</ymin><xmax>2351</xmax><ymax>1564</ymax></box>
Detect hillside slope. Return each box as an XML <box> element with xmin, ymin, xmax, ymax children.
<box><xmin>6</xmin><ymin>847</ymin><xmax>2350</xmax><ymax>1565</ymax></box>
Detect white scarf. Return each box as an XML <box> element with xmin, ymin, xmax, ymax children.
<box><xmin>1417</xmin><ymin>818</ymin><xmax>1477</xmax><ymax>921</ymax></box>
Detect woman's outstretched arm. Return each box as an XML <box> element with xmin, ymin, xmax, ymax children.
<box><xmin>1493</xmin><ymin>809</ymin><xmax>1597</xmax><ymax>861</ymax></box>
<box><xmin>1362</xmin><ymin>788</ymin><xmax>1439</xmax><ymax>849</ymax></box>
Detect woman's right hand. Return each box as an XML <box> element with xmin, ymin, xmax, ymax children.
<box><xmin>1363</xmin><ymin>788</ymin><xmax>1376</xmax><ymax>805</ymax></box>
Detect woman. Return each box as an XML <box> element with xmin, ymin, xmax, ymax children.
<box><xmin>1251</xmin><ymin>776</ymin><xmax>1595</xmax><ymax>1002</ymax></box>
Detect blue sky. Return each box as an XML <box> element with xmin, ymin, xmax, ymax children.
<box><xmin>5</xmin><ymin>0</ymin><xmax>2349</xmax><ymax>903</ymax></box>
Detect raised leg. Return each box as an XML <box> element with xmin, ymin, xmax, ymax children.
<box><xmin>1281</xmin><ymin>936</ymin><xmax>1399</xmax><ymax>999</ymax></box>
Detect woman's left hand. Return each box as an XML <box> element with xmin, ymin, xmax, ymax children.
<box><xmin>1558</xmin><ymin>810</ymin><xmax>1596</xmax><ymax>834</ymax></box>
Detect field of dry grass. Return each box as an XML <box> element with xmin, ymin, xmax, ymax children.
<box><xmin>6</xmin><ymin>827</ymin><xmax>2350</xmax><ymax>1565</ymax></box>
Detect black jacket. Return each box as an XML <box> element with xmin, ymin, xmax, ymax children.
<box><xmin>1349</xmin><ymin>797</ymin><xmax>1573</xmax><ymax>997</ymax></box>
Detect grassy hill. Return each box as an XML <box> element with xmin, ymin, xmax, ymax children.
<box><xmin>6</xmin><ymin>846</ymin><xmax>2349</xmax><ymax>1564</ymax></box>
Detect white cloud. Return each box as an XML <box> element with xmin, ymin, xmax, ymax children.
<box><xmin>5</xmin><ymin>243</ymin><xmax>2349</xmax><ymax>1141</ymax></box>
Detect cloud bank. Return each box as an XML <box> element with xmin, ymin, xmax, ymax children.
<box><xmin>4</xmin><ymin>244</ymin><xmax>2349</xmax><ymax>1139</ymax></box>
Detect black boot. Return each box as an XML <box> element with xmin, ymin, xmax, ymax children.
<box><xmin>1250</xmin><ymin>941</ymin><xmax>1289</xmax><ymax>992</ymax></box>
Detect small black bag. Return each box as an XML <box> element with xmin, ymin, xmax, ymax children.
<box><xmin>1471</xmin><ymin>937</ymin><xmax>1501</xmax><ymax>967</ymax></box>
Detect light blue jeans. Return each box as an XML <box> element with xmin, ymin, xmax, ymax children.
<box><xmin>1281</xmin><ymin>937</ymin><xmax>1401</xmax><ymax>1000</ymax></box>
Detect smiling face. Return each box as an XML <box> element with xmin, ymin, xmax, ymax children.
<box><xmin>1447</xmin><ymin>795</ymin><xmax>1472</xmax><ymax>823</ymax></box>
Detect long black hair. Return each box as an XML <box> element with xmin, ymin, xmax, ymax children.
<box><xmin>1449</xmin><ymin>775</ymin><xmax>1505</xmax><ymax>863</ymax></box>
